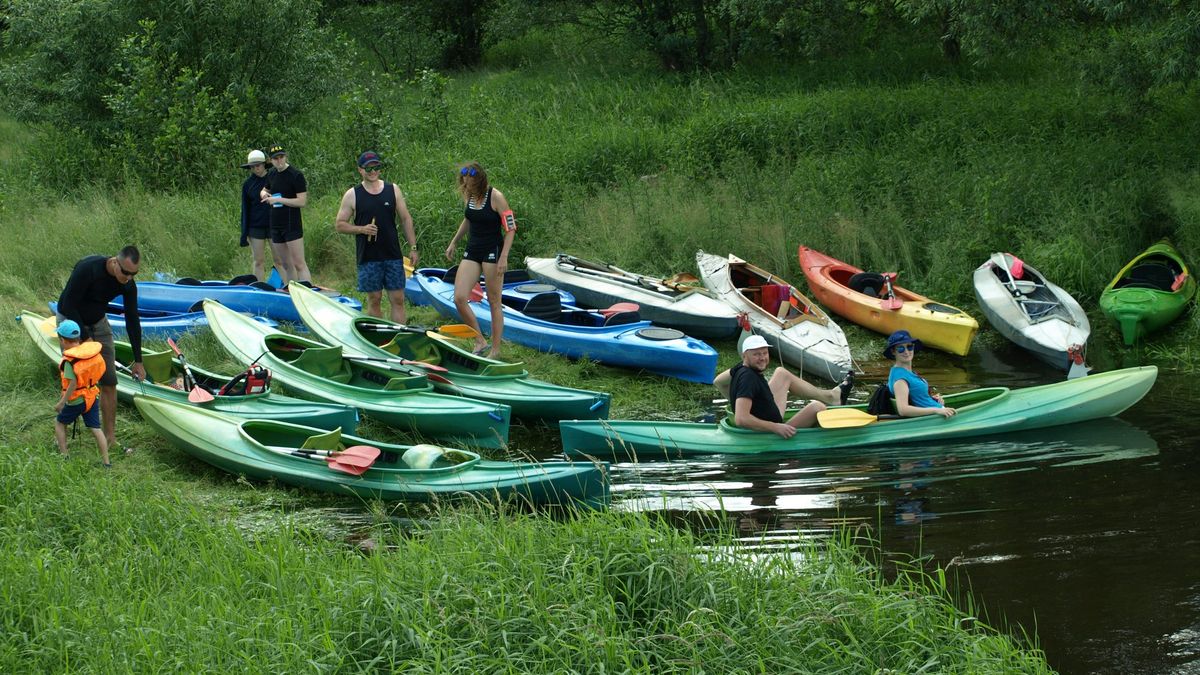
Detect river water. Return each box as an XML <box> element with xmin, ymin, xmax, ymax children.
<box><xmin>539</xmin><ymin>341</ymin><xmax>1199</xmax><ymax>675</ymax></box>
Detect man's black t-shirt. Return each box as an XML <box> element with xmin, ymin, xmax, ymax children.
<box><xmin>729</xmin><ymin>363</ymin><xmax>782</xmax><ymax>424</ymax></box>
<box><xmin>56</xmin><ymin>255</ymin><xmax>142</xmax><ymax>359</ymax></box>
<box><xmin>265</xmin><ymin>165</ymin><xmax>307</xmax><ymax>231</ymax></box>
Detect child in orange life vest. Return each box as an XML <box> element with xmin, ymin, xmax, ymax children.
<box><xmin>54</xmin><ymin>320</ymin><xmax>111</xmax><ymax>466</ymax></box>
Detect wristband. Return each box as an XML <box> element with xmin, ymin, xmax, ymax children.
<box><xmin>501</xmin><ymin>209</ymin><xmax>517</xmax><ymax>233</ymax></box>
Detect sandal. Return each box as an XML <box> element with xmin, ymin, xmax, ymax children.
<box><xmin>123</xmin><ymin>446</ymin><xmax>136</xmax><ymax>456</ymax></box>
<box><xmin>838</xmin><ymin>371</ymin><xmax>855</xmax><ymax>406</ymax></box>
<box><xmin>471</xmin><ymin>343</ymin><xmax>489</xmax><ymax>356</ymax></box>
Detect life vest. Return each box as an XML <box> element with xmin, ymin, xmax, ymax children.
<box><xmin>60</xmin><ymin>341</ymin><xmax>106</xmax><ymax>410</ymax></box>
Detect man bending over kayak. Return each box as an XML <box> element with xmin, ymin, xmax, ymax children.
<box><xmin>714</xmin><ymin>335</ymin><xmax>853</xmax><ymax>438</ymax></box>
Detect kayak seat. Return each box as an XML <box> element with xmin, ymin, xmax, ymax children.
<box><xmin>290</xmin><ymin>345</ymin><xmax>351</xmax><ymax>383</ymax></box>
<box><xmin>175</xmin><ymin>277</ymin><xmax>202</xmax><ymax>285</ymax></box>
<box><xmin>141</xmin><ymin>350</ymin><xmax>176</xmax><ymax>385</ymax></box>
<box><xmin>1117</xmin><ymin>263</ymin><xmax>1176</xmax><ymax>291</ymax></box>
<box><xmin>382</xmin><ymin>332</ymin><xmax>442</xmax><ymax>366</ymax></box>
<box><xmin>522</xmin><ymin>292</ymin><xmax>562</xmax><ymax>322</ymax></box>
<box><xmin>382</xmin><ymin>376</ymin><xmax>419</xmax><ymax>391</ymax></box>
<box><xmin>441</xmin><ymin>265</ymin><xmax>459</xmax><ymax>284</ymax></box>
<box><xmin>300</xmin><ymin>427</ymin><xmax>342</xmax><ymax>452</ymax></box>
<box><xmin>603</xmin><ymin>310</ymin><xmax>641</xmax><ymax>327</ymax></box>
<box><xmin>228</xmin><ymin>274</ymin><xmax>258</xmax><ymax>286</ymax></box>
<box><xmin>848</xmin><ymin>272</ymin><xmax>885</xmax><ymax>298</ymax></box>
<box><xmin>760</xmin><ymin>284</ymin><xmax>791</xmax><ymax>316</ymax></box>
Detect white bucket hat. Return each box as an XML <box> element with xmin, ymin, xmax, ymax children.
<box><xmin>240</xmin><ymin>149</ymin><xmax>267</xmax><ymax>168</ymax></box>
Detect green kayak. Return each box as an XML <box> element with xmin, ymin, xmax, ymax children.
<box><xmin>135</xmin><ymin>396</ymin><xmax>608</xmax><ymax>505</ymax></box>
<box><xmin>560</xmin><ymin>366</ymin><xmax>1157</xmax><ymax>459</ymax></box>
<box><xmin>1100</xmin><ymin>240</ymin><xmax>1196</xmax><ymax>345</ymax></box>
<box><xmin>19</xmin><ymin>311</ymin><xmax>358</xmax><ymax>432</ymax></box>
<box><xmin>203</xmin><ymin>300</ymin><xmax>511</xmax><ymax>448</ymax></box>
<box><xmin>288</xmin><ymin>283</ymin><xmax>611</xmax><ymax>421</ymax></box>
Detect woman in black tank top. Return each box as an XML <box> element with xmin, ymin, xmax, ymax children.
<box><xmin>444</xmin><ymin>161</ymin><xmax>517</xmax><ymax>358</ymax></box>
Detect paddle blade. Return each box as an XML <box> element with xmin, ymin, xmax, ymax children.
<box><xmin>188</xmin><ymin>386</ymin><xmax>215</xmax><ymax>403</ymax></box>
<box><xmin>405</xmin><ymin>359</ymin><xmax>449</xmax><ymax>373</ymax></box>
<box><xmin>326</xmin><ymin>459</ymin><xmax>370</xmax><ymax>475</ymax></box>
<box><xmin>664</xmin><ymin>272</ymin><xmax>700</xmax><ymax>285</ymax></box>
<box><xmin>404</xmin><ymin>256</ymin><xmax>415</xmax><ymax>275</ymax></box>
<box><xmin>166</xmin><ymin>337</ymin><xmax>183</xmax><ymax>356</ymax></box>
<box><xmin>436</xmin><ymin>324</ymin><xmax>481</xmax><ymax>339</ymax></box>
<box><xmin>599</xmin><ymin>302</ymin><xmax>640</xmax><ymax>317</ymax></box>
<box><xmin>327</xmin><ymin>445</ymin><xmax>381</xmax><ymax>469</ymax></box>
<box><xmin>817</xmin><ymin>408</ymin><xmax>878</xmax><ymax>429</ymax></box>
<box><xmin>881</xmin><ymin>296</ymin><xmax>903</xmax><ymax>311</ymax></box>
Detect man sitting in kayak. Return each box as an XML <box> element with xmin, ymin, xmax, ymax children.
<box><xmin>885</xmin><ymin>330</ymin><xmax>956</xmax><ymax>419</ymax></box>
<box><xmin>716</xmin><ymin>335</ymin><xmax>853</xmax><ymax>438</ymax></box>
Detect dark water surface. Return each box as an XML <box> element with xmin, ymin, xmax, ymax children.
<box><xmin>530</xmin><ymin>342</ymin><xmax>1200</xmax><ymax>674</ymax></box>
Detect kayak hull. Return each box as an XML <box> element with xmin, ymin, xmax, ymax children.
<box><xmin>559</xmin><ymin>366</ymin><xmax>1156</xmax><ymax>459</ymax></box>
<box><xmin>48</xmin><ymin>301</ymin><xmax>278</xmax><ymax>340</ymax></box>
<box><xmin>20</xmin><ymin>311</ymin><xmax>358</xmax><ymax>431</ymax></box>
<box><xmin>135</xmin><ymin>396</ymin><xmax>607</xmax><ymax>505</ymax></box>
<box><xmin>525</xmin><ymin>254</ymin><xmax>741</xmax><ymax>339</ymax></box>
<box><xmin>416</xmin><ymin>272</ymin><xmax>719</xmax><ymax>384</ymax></box>
<box><xmin>406</xmin><ymin>267</ymin><xmax>575</xmax><ymax>307</ymax></box>
<box><xmin>1099</xmin><ymin>240</ymin><xmax>1197</xmax><ymax>345</ymax></box>
<box><xmin>288</xmin><ymin>283</ymin><xmax>611</xmax><ymax>421</ymax></box>
<box><xmin>972</xmin><ymin>253</ymin><xmax>1090</xmax><ymax>371</ymax></box>
<box><xmin>697</xmin><ymin>251</ymin><xmax>851</xmax><ymax>382</ymax></box>
<box><xmin>119</xmin><ymin>280</ymin><xmax>361</xmax><ymax>324</ymax></box>
<box><xmin>203</xmin><ymin>300</ymin><xmax>512</xmax><ymax>448</ymax></box>
<box><xmin>798</xmin><ymin>246</ymin><xmax>979</xmax><ymax>355</ymax></box>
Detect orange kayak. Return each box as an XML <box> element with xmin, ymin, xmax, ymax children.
<box><xmin>797</xmin><ymin>246</ymin><xmax>978</xmax><ymax>355</ymax></box>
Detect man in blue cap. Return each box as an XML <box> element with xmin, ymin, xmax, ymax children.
<box><xmin>334</xmin><ymin>150</ymin><xmax>418</xmax><ymax>322</ymax></box>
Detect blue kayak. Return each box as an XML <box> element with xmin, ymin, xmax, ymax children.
<box><xmin>407</xmin><ymin>267</ymin><xmax>575</xmax><ymax>307</ymax></box>
<box><xmin>416</xmin><ymin>272</ymin><xmax>718</xmax><ymax>384</ymax></box>
<box><xmin>49</xmin><ymin>301</ymin><xmax>278</xmax><ymax>340</ymax></box>
<box><xmin>113</xmin><ymin>280</ymin><xmax>362</xmax><ymax>324</ymax></box>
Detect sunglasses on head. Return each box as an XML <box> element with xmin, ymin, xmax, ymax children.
<box><xmin>460</xmin><ymin>167</ymin><xmax>477</xmax><ymax>177</ymax></box>
<box><xmin>893</xmin><ymin>344</ymin><xmax>915</xmax><ymax>353</ymax></box>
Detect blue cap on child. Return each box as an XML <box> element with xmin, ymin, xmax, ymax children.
<box><xmin>56</xmin><ymin>320</ymin><xmax>81</xmax><ymax>339</ymax></box>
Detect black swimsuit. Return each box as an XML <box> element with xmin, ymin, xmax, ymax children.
<box><xmin>463</xmin><ymin>188</ymin><xmax>503</xmax><ymax>263</ymax></box>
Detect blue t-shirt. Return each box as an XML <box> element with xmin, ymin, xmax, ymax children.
<box><xmin>887</xmin><ymin>367</ymin><xmax>942</xmax><ymax>409</ymax></box>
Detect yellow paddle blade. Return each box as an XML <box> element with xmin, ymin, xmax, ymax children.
<box><xmin>435</xmin><ymin>324</ymin><xmax>481</xmax><ymax>339</ymax></box>
<box><xmin>817</xmin><ymin>408</ymin><xmax>878</xmax><ymax>429</ymax></box>
<box><xmin>38</xmin><ymin>315</ymin><xmax>59</xmax><ymax>338</ymax></box>
<box><xmin>404</xmin><ymin>255</ymin><xmax>415</xmax><ymax>275</ymax></box>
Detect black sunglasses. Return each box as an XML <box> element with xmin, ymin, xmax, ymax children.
<box><xmin>118</xmin><ymin>263</ymin><xmax>138</xmax><ymax>277</ymax></box>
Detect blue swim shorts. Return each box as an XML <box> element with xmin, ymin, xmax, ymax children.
<box><xmin>57</xmin><ymin>400</ymin><xmax>100</xmax><ymax>428</ymax></box>
<box><xmin>357</xmin><ymin>259</ymin><xmax>407</xmax><ymax>293</ymax></box>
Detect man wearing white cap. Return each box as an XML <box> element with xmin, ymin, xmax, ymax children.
<box><xmin>239</xmin><ymin>149</ymin><xmax>275</xmax><ymax>281</ymax></box>
<box><xmin>723</xmin><ymin>335</ymin><xmax>850</xmax><ymax>438</ymax></box>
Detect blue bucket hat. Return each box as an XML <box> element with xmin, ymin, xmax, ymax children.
<box><xmin>56</xmin><ymin>319</ymin><xmax>81</xmax><ymax>339</ymax></box>
<box><xmin>883</xmin><ymin>330</ymin><xmax>922</xmax><ymax>359</ymax></box>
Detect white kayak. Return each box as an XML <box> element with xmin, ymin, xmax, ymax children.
<box><xmin>696</xmin><ymin>251</ymin><xmax>852</xmax><ymax>382</ymax></box>
<box><xmin>973</xmin><ymin>252</ymin><xmax>1090</xmax><ymax>373</ymax></box>
<box><xmin>525</xmin><ymin>254</ymin><xmax>740</xmax><ymax>339</ymax></box>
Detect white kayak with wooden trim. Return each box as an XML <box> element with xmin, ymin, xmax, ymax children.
<box><xmin>696</xmin><ymin>251</ymin><xmax>851</xmax><ymax>382</ymax></box>
<box><xmin>525</xmin><ymin>254</ymin><xmax>740</xmax><ymax>339</ymax></box>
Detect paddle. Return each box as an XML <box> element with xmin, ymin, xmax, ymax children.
<box><xmin>1067</xmin><ymin>344</ymin><xmax>1090</xmax><ymax>380</ymax></box>
<box><xmin>166</xmin><ymin>338</ymin><xmax>215</xmax><ymax>403</ymax></box>
<box><xmin>345</xmin><ymin>354</ymin><xmax>449</xmax><ymax>372</ymax></box>
<box><xmin>880</xmin><ymin>273</ymin><xmax>903</xmax><ymax>311</ymax></box>
<box><xmin>598</xmin><ymin>302</ymin><xmax>640</xmax><ymax>318</ymax></box>
<box><xmin>264</xmin><ymin>444</ymin><xmax>380</xmax><ymax>475</ymax></box>
<box><xmin>816</xmin><ymin>408</ymin><xmax>878</xmax><ymax>429</ymax></box>
<box><xmin>358</xmin><ymin>322</ymin><xmax>481</xmax><ymax>340</ymax></box>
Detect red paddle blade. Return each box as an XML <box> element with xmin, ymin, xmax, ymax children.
<box><xmin>326</xmin><ymin>459</ymin><xmax>369</xmax><ymax>475</ymax></box>
<box><xmin>330</xmin><ymin>445</ymin><xmax>381</xmax><ymax>468</ymax></box>
<box><xmin>405</xmin><ymin>359</ymin><xmax>448</xmax><ymax>372</ymax></box>
<box><xmin>188</xmin><ymin>386</ymin><xmax>215</xmax><ymax>403</ymax></box>
<box><xmin>881</xmin><ymin>296</ymin><xmax>903</xmax><ymax>310</ymax></box>
<box><xmin>600</xmin><ymin>302</ymin><xmax>640</xmax><ymax>317</ymax></box>
<box><xmin>167</xmin><ymin>337</ymin><xmax>183</xmax><ymax>356</ymax></box>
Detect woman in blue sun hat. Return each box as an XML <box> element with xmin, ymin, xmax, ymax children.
<box><xmin>884</xmin><ymin>330</ymin><xmax>956</xmax><ymax>418</ymax></box>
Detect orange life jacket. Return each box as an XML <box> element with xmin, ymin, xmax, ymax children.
<box><xmin>60</xmin><ymin>341</ymin><xmax>106</xmax><ymax>410</ymax></box>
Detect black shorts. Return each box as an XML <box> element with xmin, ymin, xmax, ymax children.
<box><xmin>247</xmin><ymin>226</ymin><xmax>270</xmax><ymax>241</ymax></box>
<box><xmin>270</xmin><ymin>222</ymin><xmax>303</xmax><ymax>244</ymax></box>
<box><xmin>464</xmin><ymin>240</ymin><xmax>502</xmax><ymax>264</ymax></box>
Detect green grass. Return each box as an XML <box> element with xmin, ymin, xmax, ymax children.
<box><xmin>0</xmin><ymin>452</ymin><xmax>1051</xmax><ymax>672</ymax></box>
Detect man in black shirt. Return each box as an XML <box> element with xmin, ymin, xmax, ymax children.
<box><xmin>724</xmin><ymin>335</ymin><xmax>848</xmax><ymax>438</ymax></box>
<box><xmin>259</xmin><ymin>145</ymin><xmax>312</xmax><ymax>285</ymax></box>
<box><xmin>56</xmin><ymin>246</ymin><xmax>145</xmax><ymax>453</ymax></box>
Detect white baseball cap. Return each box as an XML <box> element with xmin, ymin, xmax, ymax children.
<box><xmin>741</xmin><ymin>335</ymin><xmax>770</xmax><ymax>353</ymax></box>
<box><xmin>241</xmin><ymin>149</ymin><xmax>267</xmax><ymax>168</ymax></box>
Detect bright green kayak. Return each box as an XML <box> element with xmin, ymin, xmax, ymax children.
<box><xmin>19</xmin><ymin>310</ymin><xmax>358</xmax><ymax>432</ymax></box>
<box><xmin>560</xmin><ymin>366</ymin><xmax>1157</xmax><ymax>459</ymax></box>
<box><xmin>203</xmin><ymin>300</ymin><xmax>511</xmax><ymax>448</ymax></box>
<box><xmin>288</xmin><ymin>283</ymin><xmax>611</xmax><ymax>421</ymax></box>
<box><xmin>135</xmin><ymin>396</ymin><xmax>608</xmax><ymax>505</ymax></box>
<box><xmin>1100</xmin><ymin>240</ymin><xmax>1196</xmax><ymax>345</ymax></box>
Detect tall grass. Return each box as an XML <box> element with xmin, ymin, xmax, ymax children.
<box><xmin>0</xmin><ymin>452</ymin><xmax>1051</xmax><ymax>672</ymax></box>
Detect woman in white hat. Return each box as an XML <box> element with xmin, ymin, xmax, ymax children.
<box><xmin>721</xmin><ymin>335</ymin><xmax>853</xmax><ymax>438</ymax></box>
<box><xmin>239</xmin><ymin>149</ymin><xmax>274</xmax><ymax>281</ymax></box>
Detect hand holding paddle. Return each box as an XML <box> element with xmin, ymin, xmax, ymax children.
<box><xmin>166</xmin><ymin>338</ymin><xmax>215</xmax><ymax>403</ymax></box>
